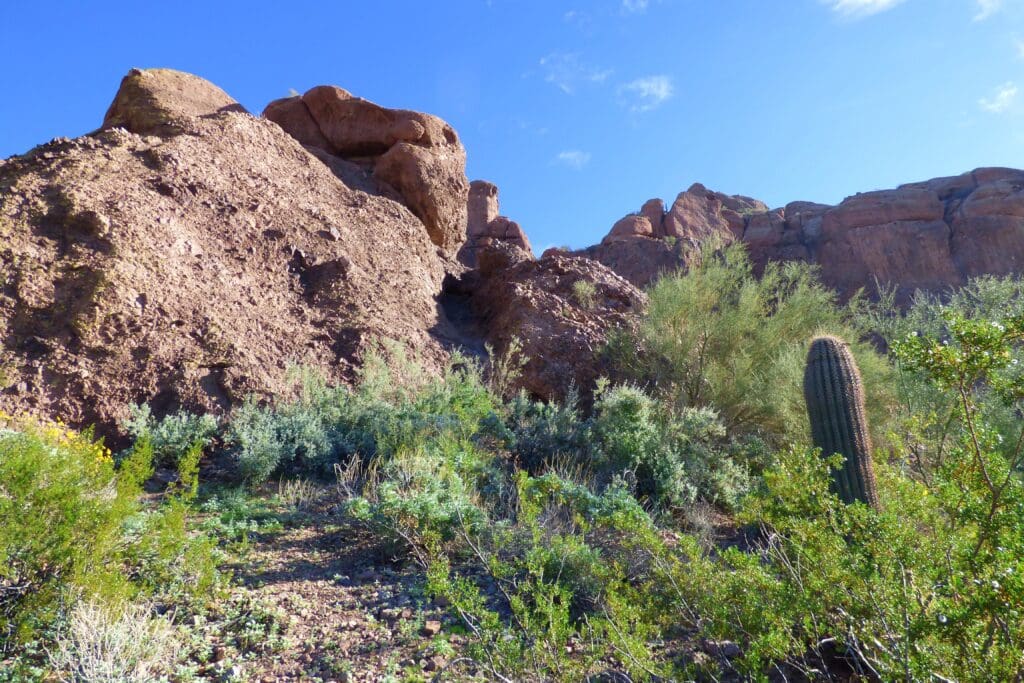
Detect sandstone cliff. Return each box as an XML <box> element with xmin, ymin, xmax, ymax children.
<box><xmin>582</xmin><ymin>171</ymin><xmax>1024</xmax><ymax>301</ymax></box>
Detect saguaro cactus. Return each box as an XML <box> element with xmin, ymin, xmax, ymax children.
<box><xmin>803</xmin><ymin>335</ymin><xmax>880</xmax><ymax>509</ymax></box>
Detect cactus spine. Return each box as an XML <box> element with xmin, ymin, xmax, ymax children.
<box><xmin>803</xmin><ymin>335</ymin><xmax>880</xmax><ymax>509</ymax></box>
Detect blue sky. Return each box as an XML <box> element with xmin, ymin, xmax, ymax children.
<box><xmin>2</xmin><ymin>1</ymin><xmax>1022</xmax><ymax>251</ymax></box>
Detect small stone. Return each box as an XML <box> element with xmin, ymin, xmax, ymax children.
<box><xmin>212</xmin><ymin>646</ymin><xmax>226</xmax><ymax>662</ymax></box>
<box><xmin>424</xmin><ymin>655</ymin><xmax>447</xmax><ymax>672</ymax></box>
<box><xmin>421</xmin><ymin>619</ymin><xmax>442</xmax><ymax>637</ymax></box>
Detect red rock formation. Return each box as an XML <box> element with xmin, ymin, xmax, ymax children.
<box><xmin>459</xmin><ymin>180</ymin><xmax>532</xmax><ymax>266</ymax></box>
<box><xmin>583</xmin><ymin>170</ymin><xmax>1024</xmax><ymax>302</ymax></box>
<box><xmin>0</xmin><ymin>69</ymin><xmax>462</xmax><ymax>434</ymax></box>
<box><xmin>264</xmin><ymin>86</ymin><xmax>469</xmax><ymax>252</ymax></box>
<box><xmin>470</xmin><ymin>243</ymin><xmax>646</xmax><ymax>403</ymax></box>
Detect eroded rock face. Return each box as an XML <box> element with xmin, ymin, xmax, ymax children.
<box><xmin>470</xmin><ymin>243</ymin><xmax>645</xmax><ymax>403</ymax></box>
<box><xmin>0</xmin><ymin>69</ymin><xmax>458</xmax><ymax>434</ymax></box>
<box><xmin>264</xmin><ymin>86</ymin><xmax>469</xmax><ymax>252</ymax></box>
<box><xmin>459</xmin><ymin>180</ymin><xmax>532</xmax><ymax>266</ymax></box>
<box><xmin>583</xmin><ymin>169</ymin><xmax>1024</xmax><ymax>301</ymax></box>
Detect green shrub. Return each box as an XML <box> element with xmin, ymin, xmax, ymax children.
<box><xmin>121</xmin><ymin>404</ymin><xmax>218</xmax><ymax>466</ymax></box>
<box><xmin>227</xmin><ymin>349</ymin><xmax>501</xmax><ymax>486</ymax></box>
<box><xmin>571</xmin><ymin>279</ymin><xmax>597</xmax><ymax>309</ymax></box>
<box><xmin>0</xmin><ymin>419</ymin><xmax>143</xmax><ymax>643</ymax></box>
<box><xmin>504</xmin><ymin>390</ymin><xmax>589</xmax><ymax>474</ymax></box>
<box><xmin>590</xmin><ymin>384</ymin><xmax>756</xmax><ymax>510</ymax></box>
<box><xmin>627</xmin><ymin>309</ymin><xmax>1024</xmax><ymax>680</ymax></box>
<box><xmin>609</xmin><ymin>243</ymin><xmax>895</xmax><ymax>445</ymax></box>
<box><xmin>861</xmin><ymin>275</ymin><xmax>1024</xmax><ymax>480</ymax></box>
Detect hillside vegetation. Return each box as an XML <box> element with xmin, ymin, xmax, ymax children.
<box><xmin>3</xmin><ymin>245</ymin><xmax>1024</xmax><ymax>682</ymax></box>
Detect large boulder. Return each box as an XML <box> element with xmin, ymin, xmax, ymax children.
<box><xmin>470</xmin><ymin>243</ymin><xmax>646</xmax><ymax>403</ymax></box>
<box><xmin>663</xmin><ymin>183</ymin><xmax>767</xmax><ymax>244</ymax></box>
<box><xmin>264</xmin><ymin>86</ymin><xmax>469</xmax><ymax>252</ymax></box>
<box><xmin>102</xmin><ymin>68</ymin><xmax>247</xmax><ymax>136</ymax></box>
<box><xmin>0</xmin><ymin>69</ymin><xmax>459</xmax><ymax>435</ymax></box>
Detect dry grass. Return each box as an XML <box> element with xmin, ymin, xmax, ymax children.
<box><xmin>49</xmin><ymin>600</ymin><xmax>176</xmax><ymax>683</ymax></box>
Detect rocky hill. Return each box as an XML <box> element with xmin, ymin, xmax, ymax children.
<box><xmin>2</xmin><ymin>67</ymin><xmax>1022</xmax><ymax>437</ymax></box>
<box><xmin>578</xmin><ymin>172</ymin><xmax>1024</xmax><ymax>302</ymax></box>
<box><xmin>0</xmin><ymin>68</ymin><xmax>638</xmax><ymax>434</ymax></box>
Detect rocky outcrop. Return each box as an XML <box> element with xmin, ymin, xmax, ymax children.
<box><xmin>0</xmin><ymin>68</ymin><xmax>460</xmax><ymax>434</ymax></box>
<box><xmin>469</xmin><ymin>243</ymin><xmax>645</xmax><ymax>403</ymax></box>
<box><xmin>459</xmin><ymin>180</ymin><xmax>532</xmax><ymax>266</ymax></box>
<box><xmin>264</xmin><ymin>86</ymin><xmax>469</xmax><ymax>252</ymax></box>
<box><xmin>583</xmin><ymin>169</ymin><xmax>1024</xmax><ymax>301</ymax></box>
<box><xmin>102</xmin><ymin>68</ymin><xmax>248</xmax><ymax>136</ymax></box>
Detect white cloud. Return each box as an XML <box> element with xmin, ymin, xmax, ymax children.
<box><xmin>622</xmin><ymin>0</ymin><xmax>649</xmax><ymax>12</ymax></box>
<box><xmin>555</xmin><ymin>150</ymin><xmax>591</xmax><ymax>169</ymax></box>
<box><xmin>619</xmin><ymin>75</ymin><xmax>673</xmax><ymax>112</ymax></box>
<box><xmin>825</xmin><ymin>0</ymin><xmax>906</xmax><ymax>18</ymax></box>
<box><xmin>979</xmin><ymin>81</ymin><xmax>1018</xmax><ymax>112</ymax></box>
<box><xmin>538</xmin><ymin>52</ymin><xmax>611</xmax><ymax>94</ymax></box>
<box><xmin>974</xmin><ymin>0</ymin><xmax>1003</xmax><ymax>21</ymax></box>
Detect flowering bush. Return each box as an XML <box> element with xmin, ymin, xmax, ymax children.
<box><xmin>0</xmin><ymin>413</ymin><xmax>146</xmax><ymax>644</ymax></box>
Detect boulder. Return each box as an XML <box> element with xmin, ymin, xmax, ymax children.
<box><xmin>264</xmin><ymin>85</ymin><xmax>469</xmax><ymax>253</ymax></box>
<box><xmin>102</xmin><ymin>68</ymin><xmax>247</xmax><ymax>136</ymax></box>
<box><xmin>662</xmin><ymin>183</ymin><xmax>765</xmax><ymax>244</ymax></box>
<box><xmin>471</xmin><ymin>243</ymin><xmax>646</xmax><ymax>403</ymax></box>
<box><xmin>640</xmin><ymin>198</ymin><xmax>666</xmax><ymax>235</ymax></box>
<box><xmin>468</xmin><ymin>180</ymin><xmax>500</xmax><ymax>235</ymax></box>
<box><xmin>262</xmin><ymin>96</ymin><xmax>331</xmax><ymax>150</ymax></box>
<box><xmin>604</xmin><ymin>214</ymin><xmax>654</xmax><ymax>243</ymax></box>
<box><xmin>459</xmin><ymin>180</ymin><xmax>532</xmax><ymax>266</ymax></box>
<box><xmin>372</xmin><ymin>141</ymin><xmax>468</xmax><ymax>251</ymax></box>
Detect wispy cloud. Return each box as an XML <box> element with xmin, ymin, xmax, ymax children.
<box><xmin>1016</xmin><ymin>38</ymin><xmax>1024</xmax><ymax>60</ymax></box>
<box><xmin>979</xmin><ymin>81</ymin><xmax>1018</xmax><ymax>112</ymax></box>
<box><xmin>538</xmin><ymin>52</ymin><xmax>611</xmax><ymax>94</ymax></box>
<box><xmin>618</xmin><ymin>75</ymin><xmax>673</xmax><ymax>112</ymax></box>
<box><xmin>622</xmin><ymin>0</ymin><xmax>649</xmax><ymax>12</ymax></box>
<box><xmin>555</xmin><ymin>150</ymin><xmax>591</xmax><ymax>169</ymax></box>
<box><xmin>974</xmin><ymin>0</ymin><xmax>1003</xmax><ymax>20</ymax></box>
<box><xmin>824</xmin><ymin>0</ymin><xmax>906</xmax><ymax>19</ymax></box>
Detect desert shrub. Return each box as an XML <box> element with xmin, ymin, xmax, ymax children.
<box><xmin>225</xmin><ymin>399</ymin><xmax>288</xmax><ymax>484</ymax></box>
<box><xmin>629</xmin><ymin>308</ymin><xmax>1024</xmax><ymax>681</ymax></box>
<box><xmin>589</xmin><ymin>384</ymin><xmax>757</xmax><ymax>510</ymax></box>
<box><xmin>424</xmin><ymin>472</ymin><xmax>666</xmax><ymax>681</ymax></box>
<box><xmin>609</xmin><ymin>243</ymin><xmax>895</xmax><ymax>445</ymax></box>
<box><xmin>226</xmin><ymin>348</ymin><xmax>501</xmax><ymax>486</ymax></box>
<box><xmin>0</xmin><ymin>418</ymin><xmax>145</xmax><ymax>643</ymax></box>
<box><xmin>571</xmin><ymin>279</ymin><xmax>597</xmax><ymax>309</ymax></box>
<box><xmin>503</xmin><ymin>389</ymin><xmax>589</xmax><ymax>474</ymax></box>
<box><xmin>861</xmin><ymin>275</ymin><xmax>1024</xmax><ymax>480</ymax></box>
<box><xmin>0</xmin><ymin>413</ymin><xmax>219</xmax><ymax>680</ymax></box>
<box><xmin>121</xmin><ymin>403</ymin><xmax>218</xmax><ymax>466</ymax></box>
<box><xmin>349</xmin><ymin>434</ymin><xmax>495</xmax><ymax>562</ymax></box>
<box><xmin>48</xmin><ymin>600</ymin><xmax>175</xmax><ymax>683</ymax></box>
<box><xmin>122</xmin><ymin>441</ymin><xmax>218</xmax><ymax>602</ymax></box>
